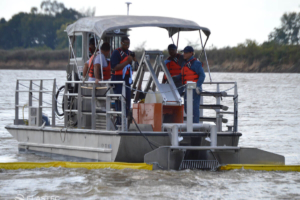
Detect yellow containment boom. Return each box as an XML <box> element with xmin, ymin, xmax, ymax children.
<box><xmin>0</xmin><ymin>162</ymin><xmax>153</xmax><ymax>171</ymax></box>
<box><xmin>219</xmin><ymin>164</ymin><xmax>300</xmax><ymax>172</ymax></box>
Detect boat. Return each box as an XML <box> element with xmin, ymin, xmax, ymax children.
<box><xmin>5</xmin><ymin>15</ymin><xmax>285</xmax><ymax>170</ymax></box>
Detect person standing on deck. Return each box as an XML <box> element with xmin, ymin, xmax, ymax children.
<box><xmin>162</xmin><ymin>44</ymin><xmax>184</xmax><ymax>83</ymax></box>
<box><xmin>110</xmin><ymin>37</ymin><xmax>137</xmax><ymax>125</ymax></box>
<box><xmin>175</xmin><ymin>46</ymin><xmax>205</xmax><ymax>123</ymax></box>
<box><xmin>82</xmin><ymin>39</ymin><xmax>111</xmax><ymax>82</ymax></box>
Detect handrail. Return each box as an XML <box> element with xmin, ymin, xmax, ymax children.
<box><xmin>199</xmin><ymin>81</ymin><xmax>238</xmax><ymax>132</ymax></box>
<box><xmin>17</xmin><ymin>79</ymin><xmax>55</xmax><ymax>81</ymax></box>
<box><xmin>64</xmin><ymin>80</ymin><xmax>127</xmax><ymax>131</ymax></box>
<box><xmin>66</xmin><ymin>81</ymin><xmax>125</xmax><ymax>84</ymax></box>
<box><xmin>203</xmin><ymin>82</ymin><xmax>236</xmax><ymax>84</ymax></box>
<box><xmin>14</xmin><ymin>79</ymin><xmax>56</xmax><ymax>127</ymax></box>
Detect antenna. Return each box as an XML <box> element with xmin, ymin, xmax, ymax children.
<box><xmin>125</xmin><ymin>2</ymin><xmax>132</xmax><ymax>15</ymax></box>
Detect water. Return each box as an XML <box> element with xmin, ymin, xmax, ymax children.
<box><xmin>0</xmin><ymin>70</ymin><xmax>299</xmax><ymax>199</ymax></box>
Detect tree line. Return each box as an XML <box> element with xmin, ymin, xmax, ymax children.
<box><xmin>0</xmin><ymin>0</ymin><xmax>94</xmax><ymax>50</ymax></box>
<box><xmin>0</xmin><ymin>2</ymin><xmax>299</xmax><ymax>72</ymax></box>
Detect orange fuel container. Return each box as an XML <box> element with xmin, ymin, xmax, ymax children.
<box><xmin>132</xmin><ymin>103</ymin><xmax>184</xmax><ymax>131</ymax></box>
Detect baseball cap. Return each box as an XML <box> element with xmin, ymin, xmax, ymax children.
<box><xmin>181</xmin><ymin>46</ymin><xmax>194</xmax><ymax>53</ymax></box>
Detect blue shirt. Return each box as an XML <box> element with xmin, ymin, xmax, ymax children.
<box><xmin>110</xmin><ymin>49</ymin><xmax>130</xmax><ymax>70</ymax></box>
<box><xmin>179</xmin><ymin>56</ymin><xmax>206</xmax><ymax>89</ymax></box>
<box><xmin>110</xmin><ymin>48</ymin><xmax>130</xmax><ymax>81</ymax></box>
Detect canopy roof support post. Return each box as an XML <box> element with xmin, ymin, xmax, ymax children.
<box><xmin>199</xmin><ymin>30</ymin><xmax>212</xmax><ymax>82</ymax></box>
<box><xmin>68</xmin><ymin>36</ymin><xmax>81</xmax><ymax>81</ymax></box>
<box><xmin>95</xmin><ymin>33</ymin><xmax>104</xmax><ymax>81</ymax></box>
<box><xmin>176</xmin><ymin>29</ymin><xmax>180</xmax><ymax>48</ymax></box>
<box><xmin>171</xmin><ymin>36</ymin><xmax>175</xmax><ymax>45</ymax></box>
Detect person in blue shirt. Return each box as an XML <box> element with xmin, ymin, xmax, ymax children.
<box><xmin>110</xmin><ymin>37</ymin><xmax>137</xmax><ymax>125</ymax></box>
<box><xmin>175</xmin><ymin>46</ymin><xmax>206</xmax><ymax>123</ymax></box>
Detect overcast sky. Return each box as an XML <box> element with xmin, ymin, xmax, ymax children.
<box><xmin>1</xmin><ymin>0</ymin><xmax>299</xmax><ymax>50</ymax></box>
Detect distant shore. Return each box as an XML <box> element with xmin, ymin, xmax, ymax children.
<box><xmin>0</xmin><ymin>60</ymin><xmax>299</xmax><ymax>73</ymax></box>
<box><xmin>0</xmin><ymin>48</ymin><xmax>299</xmax><ymax>73</ymax></box>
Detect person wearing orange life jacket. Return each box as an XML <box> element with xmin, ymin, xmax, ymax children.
<box><xmin>83</xmin><ymin>38</ymin><xmax>98</xmax><ymax>79</ymax></box>
<box><xmin>174</xmin><ymin>46</ymin><xmax>206</xmax><ymax>123</ymax></box>
<box><xmin>110</xmin><ymin>37</ymin><xmax>137</xmax><ymax>125</ymax></box>
<box><xmin>162</xmin><ymin>44</ymin><xmax>184</xmax><ymax>84</ymax></box>
<box><xmin>83</xmin><ymin>40</ymin><xmax>111</xmax><ymax>82</ymax></box>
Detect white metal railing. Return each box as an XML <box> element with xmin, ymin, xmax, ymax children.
<box><xmin>64</xmin><ymin>81</ymin><xmax>127</xmax><ymax>131</ymax></box>
<box><xmin>202</xmin><ymin>81</ymin><xmax>238</xmax><ymax>132</ymax></box>
<box><xmin>14</xmin><ymin>79</ymin><xmax>56</xmax><ymax>127</ymax></box>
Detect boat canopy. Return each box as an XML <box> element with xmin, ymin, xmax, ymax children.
<box><xmin>66</xmin><ymin>15</ymin><xmax>210</xmax><ymax>38</ymax></box>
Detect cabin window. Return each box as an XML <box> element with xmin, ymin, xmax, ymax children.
<box><xmin>74</xmin><ymin>35</ymin><xmax>83</xmax><ymax>58</ymax></box>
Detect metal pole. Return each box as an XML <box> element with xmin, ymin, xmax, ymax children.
<box><xmin>64</xmin><ymin>82</ymin><xmax>68</xmax><ymax>128</ymax></box>
<box><xmin>67</xmin><ymin>36</ymin><xmax>81</xmax><ymax>81</ymax></box>
<box><xmin>171</xmin><ymin>36</ymin><xmax>175</xmax><ymax>45</ymax></box>
<box><xmin>29</xmin><ymin>80</ymin><xmax>32</xmax><ymax>108</ymax></box>
<box><xmin>199</xmin><ymin>30</ymin><xmax>212</xmax><ymax>82</ymax></box>
<box><xmin>106</xmin><ymin>83</ymin><xmax>111</xmax><ymax>130</ymax></box>
<box><xmin>216</xmin><ymin>84</ymin><xmax>222</xmax><ymax>131</ymax></box>
<box><xmin>186</xmin><ymin>82</ymin><xmax>196</xmax><ymax>132</ymax></box>
<box><xmin>38</xmin><ymin>80</ymin><xmax>43</xmax><ymax>126</ymax></box>
<box><xmin>15</xmin><ymin>80</ymin><xmax>19</xmax><ymax>125</ymax></box>
<box><xmin>176</xmin><ymin>30</ymin><xmax>180</xmax><ymax>48</ymax></box>
<box><xmin>52</xmin><ymin>79</ymin><xmax>56</xmax><ymax>127</ymax></box>
<box><xmin>199</xmin><ymin>96</ymin><xmax>203</xmax><ymax>124</ymax></box>
<box><xmin>210</xmin><ymin>125</ymin><xmax>217</xmax><ymax>147</ymax></box>
<box><xmin>125</xmin><ymin>2</ymin><xmax>132</xmax><ymax>15</ymax></box>
<box><xmin>121</xmin><ymin>82</ymin><xmax>127</xmax><ymax>131</ymax></box>
<box><xmin>77</xmin><ymin>83</ymin><xmax>82</xmax><ymax>129</ymax></box>
<box><xmin>171</xmin><ymin>125</ymin><xmax>179</xmax><ymax>146</ymax></box>
<box><xmin>234</xmin><ymin>82</ymin><xmax>238</xmax><ymax>132</ymax></box>
<box><xmin>91</xmin><ymin>83</ymin><xmax>96</xmax><ymax>130</ymax></box>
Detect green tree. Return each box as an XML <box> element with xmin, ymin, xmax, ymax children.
<box><xmin>269</xmin><ymin>12</ymin><xmax>300</xmax><ymax>45</ymax></box>
<box><xmin>0</xmin><ymin>1</ymin><xmax>83</xmax><ymax>50</ymax></box>
<box><xmin>56</xmin><ymin>23</ymin><xmax>69</xmax><ymax>49</ymax></box>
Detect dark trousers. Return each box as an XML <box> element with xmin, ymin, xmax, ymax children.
<box><xmin>184</xmin><ymin>89</ymin><xmax>200</xmax><ymax>123</ymax></box>
<box><xmin>112</xmin><ymin>75</ymin><xmax>131</xmax><ymax>125</ymax></box>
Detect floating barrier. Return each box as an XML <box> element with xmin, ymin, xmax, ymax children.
<box><xmin>219</xmin><ymin>164</ymin><xmax>300</xmax><ymax>172</ymax></box>
<box><xmin>0</xmin><ymin>161</ymin><xmax>153</xmax><ymax>171</ymax></box>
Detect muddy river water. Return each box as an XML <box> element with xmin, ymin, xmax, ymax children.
<box><xmin>0</xmin><ymin>70</ymin><xmax>299</xmax><ymax>199</ymax></box>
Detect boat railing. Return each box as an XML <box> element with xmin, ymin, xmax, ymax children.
<box><xmin>64</xmin><ymin>80</ymin><xmax>127</xmax><ymax>131</ymax></box>
<box><xmin>14</xmin><ymin>79</ymin><xmax>57</xmax><ymax>127</ymax></box>
<box><xmin>201</xmin><ymin>81</ymin><xmax>238</xmax><ymax>132</ymax></box>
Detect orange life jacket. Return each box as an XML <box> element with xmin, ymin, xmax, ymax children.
<box><xmin>103</xmin><ymin>60</ymin><xmax>111</xmax><ymax>80</ymax></box>
<box><xmin>112</xmin><ymin>48</ymin><xmax>131</xmax><ymax>76</ymax></box>
<box><xmin>163</xmin><ymin>54</ymin><xmax>182</xmax><ymax>82</ymax></box>
<box><xmin>181</xmin><ymin>58</ymin><xmax>199</xmax><ymax>84</ymax></box>
<box><xmin>88</xmin><ymin>53</ymin><xmax>111</xmax><ymax>80</ymax></box>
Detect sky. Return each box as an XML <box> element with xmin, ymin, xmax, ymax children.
<box><xmin>0</xmin><ymin>0</ymin><xmax>300</xmax><ymax>50</ymax></box>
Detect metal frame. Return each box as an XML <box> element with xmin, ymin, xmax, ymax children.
<box><xmin>14</xmin><ymin>79</ymin><xmax>56</xmax><ymax>127</ymax></box>
<box><xmin>64</xmin><ymin>80</ymin><xmax>127</xmax><ymax>131</ymax></box>
<box><xmin>132</xmin><ymin>51</ymin><xmax>181</xmax><ymax>105</ymax></box>
<box><xmin>201</xmin><ymin>81</ymin><xmax>238</xmax><ymax>132</ymax></box>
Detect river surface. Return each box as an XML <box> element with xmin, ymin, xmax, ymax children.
<box><xmin>0</xmin><ymin>70</ymin><xmax>299</xmax><ymax>199</ymax></box>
